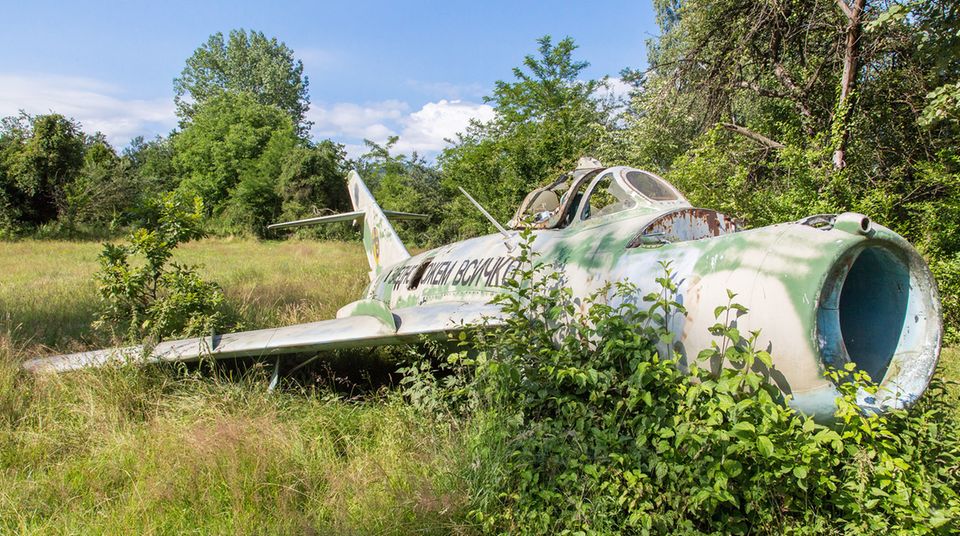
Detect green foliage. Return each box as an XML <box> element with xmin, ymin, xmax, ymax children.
<box><xmin>615</xmin><ymin>0</ymin><xmax>960</xmax><ymax>335</ymax></box>
<box><xmin>274</xmin><ymin>140</ymin><xmax>352</xmax><ymax>240</ymax></box>
<box><xmin>123</xmin><ymin>135</ymin><xmax>178</xmax><ymax>192</ymax></box>
<box><xmin>62</xmin><ymin>158</ymin><xmax>140</xmax><ymax>229</ymax></box>
<box><xmin>0</xmin><ymin>113</ymin><xmax>86</xmax><ymax>226</ymax></box>
<box><xmin>921</xmin><ymin>82</ymin><xmax>960</xmax><ymax>129</ymax></box>
<box><xmin>93</xmin><ymin>193</ymin><xmax>228</xmax><ymax>344</ymax></box>
<box><xmin>174</xmin><ymin>29</ymin><xmax>311</xmax><ymax>135</ymax></box>
<box><xmin>437</xmin><ymin>36</ymin><xmax>614</xmax><ymax>240</ymax></box>
<box><xmin>488</xmin><ymin>36</ymin><xmax>604</xmax><ymax>129</ymax></box>
<box><xmin>665</xmin><ymin>126</ymin><xmax>841</xmax><ymax>227</ymax></box>
<box><xmin>0</xmin><ymin>113</ymin><xmax>165</xmax><ymax>237</ymax></box>
<box><xmin>279</xmin><ymin>141</ymin><xmax>349</xmax><ymax>215</ymax></box>
<box><xmin>173</xmin><ymin>92</ymin><xmax>299</xmax><ymax>232</ymax></box>
<box><xmin>225</xmin><ymin>166</ymin><xmax>282</xmax><ymax>237</ymax></box>
<box><xmin>401</xmin><ymin>235</ymin><xmax>960</xmax><ymax>534</ymax></box>
<box><xmin>356</xmin><ymin>138</ymin><xmax>444</xmax><ymax>245</ymax></box>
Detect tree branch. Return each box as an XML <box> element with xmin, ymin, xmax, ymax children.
<box><xmin>719</xmin><ymin>123</ymin><xmax>785</xmax><ymax>149</ymax></box>
<box><xmin>836</xmin><ymin>0</ymin><xmax>854</xmax><ymax>21</ymax></box>
<box><xmin>772</xmin><ymin>63</ymin><xmax>816</xmax><ymax>130</ymax></box>
<box><xmin>735</xmin><ymin>80</ymin><xmax>791</xmax><ymax>100</ymax></box>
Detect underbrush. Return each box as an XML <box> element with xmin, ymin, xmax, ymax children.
<box><xmin>405</xmin><ymin>238</ymin><xmax>960</xmax><ymax>534</ymax></box>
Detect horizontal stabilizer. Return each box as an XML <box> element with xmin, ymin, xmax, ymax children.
<box><xmin>267</xmin><ymin>211</ymin><xmax>364</xmax><ymax>230</ymax></box>
<box><xmin>382</xmin><ymin>210</ymin><xmax>429</xmax><ymax>221</ymax></box>
<box><xmin>267</xmin><ymin>210</ymin><xmax>427</xmax><ymax>231</ymax></box>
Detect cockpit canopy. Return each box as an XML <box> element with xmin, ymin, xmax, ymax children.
<box><xmin>508</xmin><ymin>164</ymin><xmax>689</xmax><ymax>230</ymax></box>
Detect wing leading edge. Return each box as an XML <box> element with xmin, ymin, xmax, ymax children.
<box><xmin>22</xmin><ymin>301</ymin><xmax>503</xmax><ymax>374</ymax></box>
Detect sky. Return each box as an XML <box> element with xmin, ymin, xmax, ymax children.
<box><xmin>0</xmin><ymin>0</ymin><xmax>659</xmax><ymax>158</ymax></box>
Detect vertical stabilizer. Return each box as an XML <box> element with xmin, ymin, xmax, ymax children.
<box><xmin>347</xmin><ymin>171</ymin><xmax>410</xmax><ymax>279</ymax></box>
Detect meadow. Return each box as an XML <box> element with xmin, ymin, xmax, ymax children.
<box><xmin>0</xmin><ymin>238</ymin><xmax>471</xmax><ymax>534</ymax></box>
<box><xmin>0</xmin><ymin>238</ymin><xmax>957</xmax><ymax>534</ymax></box>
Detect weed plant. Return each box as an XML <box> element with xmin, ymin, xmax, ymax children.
<box><xmin>402</xmin><ymin>232</ymin><xmax>960</xmax><ymax>534</ymax></box>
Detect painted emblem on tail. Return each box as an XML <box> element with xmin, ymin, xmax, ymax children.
<box><xmin>372</xmin><ymin>226</ymin><xmax>381</xmax><ymax>265</ymax></box>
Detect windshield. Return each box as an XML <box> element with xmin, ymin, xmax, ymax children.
<box><xmin>624</xmin><ymin>170</ymin><xmax>679</xmax><ymax>201</ymax></box>
<box><xmin>581</xmin><ymin>173</ymin><xmax>635</xmax><ymax>220</ymax></box>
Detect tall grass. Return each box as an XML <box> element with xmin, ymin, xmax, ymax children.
<box><xmin>0</xmin><ymin>238</ymin><xmax>472</xmax><ymax>534</ymax></box>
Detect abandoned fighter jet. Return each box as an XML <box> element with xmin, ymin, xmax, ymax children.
<box><xmin>23</xmin><ymin>158</ymin><xmax>942</xmax><ymax>418</ymax></box>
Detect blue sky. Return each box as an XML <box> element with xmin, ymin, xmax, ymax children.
<box><xmin>0</xmin><ymin>0</ymin><xmax>659</xmax><ymax>157</ymax></box>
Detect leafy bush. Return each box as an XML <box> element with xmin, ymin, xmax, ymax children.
<box><xmin>62</xmin><ymin>159</ymin><xmax>149</xmax><ymax>230</ymax></box>
<box><xmin>223</xmin><ymin>166</ymin><xmax>282</xmax><ymax>237</ymax></box>
<box><xmin>404</xmin><ymin>233</ymin><xmax>960</xmax><ymax>534</ymax></box>
<box><xmin>93</xmin><ymin>193</ymin><xmax>229</xmax><ymax>344</ymax></box>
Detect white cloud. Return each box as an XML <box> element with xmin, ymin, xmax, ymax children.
<box><xmin>308</xmin><ymin>100</ymin><xmax>408</xmax><ymax>140</ymax></box>
<box><xmin>393</xmin><ymin>99</ymin><xmax>494</xmax><ymax>154</ymax></box>
<box><xmin>0</xmin><ymin>73</ymin><xmax>495</xmax><ymax>159</ymax></box>
<box><xmin>595</xmin><ymin>77</ymin><xmax>635</xmax><ymax>104</ymax></box>
<box><xmin>0</xmin><ymin>73</ymin><xmax>176</xmax><ymax>147</ymax></box>
<box><xmin>309</xmin><ymin>97</ymin><xmax>494</xmax><ymax>159</ymax></box>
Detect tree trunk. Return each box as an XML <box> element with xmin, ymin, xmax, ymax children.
<box><xmin>833</xmin><ymin>0</ymin><xmax>866</xmax><ymax>169</ymax></box>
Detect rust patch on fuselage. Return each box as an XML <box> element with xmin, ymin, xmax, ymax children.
<box><xmin>628</xmin><ymin>208</ymin><xmax>738</xmax><ymax>247</ymax></box>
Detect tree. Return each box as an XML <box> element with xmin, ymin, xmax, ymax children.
<box><xmin>277</xmin><ymin>140</ymin><xmax>349</xmax><ymax>223</ymax></box>
<box><xmin>83</xmin><ymin>132</ymin><xmax>118</xmax><ymax>168</ymax></box>
<box><xmin>1</xmin><ymin>113</ymin><xmax>85</xmax><ymax>225</ymax></box>
<box><xmin>356</xmin><ymin>137</ymin><xmax>443</xmax><ymax>244</ymax></box>
<box><xmin>174</xmin><ymin>29</ymin><xmax>311</xmax><ymax>135</ymax></box>
<box><xmin>123</xmin><ymin>135</ymin><xmax>178</xmax><ymax>193</ymax></box>
<box><xmin>173</xmin><ymin>91</ymin><xmax>298</xmax><ymax>216</ymax></box>
<box><xmin>94</xmin><ymin>193</ymin><xmax>228</xmax><ymax>343</ymax></box>
<box><xmin>489</xmin><ymin>37</ymin><xmax>603</xmax><ymax>126</ymax></box>
<box><xmin>438</xmin><ymin>36</ymin><xmax>612</xmax><ymax>240</ymax></box>
<box><xmin>623</xmin><ymin>0</ymin><xmax>960</xmax><ymax>336</ymax></box>
<box><xmin>62</xmin><ymin>158</ymin><xmax>148</xmax><ymax>229</ymax></box>
<box><xmin>623</xmin><ymin>0</ymin><xmax>960</xmax><ymax>226</ymax></box>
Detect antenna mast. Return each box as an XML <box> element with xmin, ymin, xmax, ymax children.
<box><xmin>458</xmin><ymin>187</ymin><xmax>515</xmax><ymax>246</ymax></box>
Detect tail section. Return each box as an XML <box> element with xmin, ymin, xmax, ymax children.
<box><xmin>347</xmin><ymin>171</ymin><xmax>410</xmax><ymax>279</ymax></box>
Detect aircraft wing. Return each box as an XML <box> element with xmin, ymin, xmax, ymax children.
<box><xmin>22</xmin><ymin>300</ymin><xmax>503</xmax><ymax>374</ymax></box>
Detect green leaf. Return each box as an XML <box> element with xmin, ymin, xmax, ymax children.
<box><xmin>732</xmin><ymin>421</ymin><xmax>756</xmax><ymax>439</ymax></box>
<box><xmin>757</xmin><ymin>436</ymin><xmax>775</xmax><ymax>457</ymax></box>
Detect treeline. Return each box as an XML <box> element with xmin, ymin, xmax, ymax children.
<box><xmin>0</xmin><ymin>30</ymin><xmax>351</xmax><ymax>239</ymax></box>
<box><xmin>1</xmin><ymin>3</ymin><xmax>959</xmax><ymax>329</ymax></box>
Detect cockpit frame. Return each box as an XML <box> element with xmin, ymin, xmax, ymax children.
<box><xmin>508</xmin><ymin>165</ymin><xmax>690</xmax><ymax>230</ymax></box>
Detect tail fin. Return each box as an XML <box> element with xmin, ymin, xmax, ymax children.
<box><xmin>347</xmin><ymin>171</ymin><xmax>410</xmax><ymax>279</ymax></box>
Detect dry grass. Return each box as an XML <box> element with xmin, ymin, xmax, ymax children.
<box><xmin>0</xmin><ymin>237</ymin><xmax>473</xmax><ymax>534</ymax></box>
<box><xmin>0</xmin><ymin>238</ymin><xmax>369</xmax><ymax>355</ymax></box>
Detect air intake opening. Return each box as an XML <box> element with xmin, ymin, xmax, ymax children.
<box><xmin>818</xmin><ymin>239</ymin><xmax>940</xmax><ymax>412</ymax></box>
<box><xmin>836</xmin><ymin>247</ymin><xmax>910</xmax><ymax>382</ymax></box>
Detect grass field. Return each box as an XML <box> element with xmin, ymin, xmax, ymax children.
<box><xmin>0</xmin><ymin>238</ymin><xmax>473</xmax><ymax>534</ymax></box>
<box><xmin>0</xmin><ymin>238</ymin><xmax>957</xmax><ymax>534</ymax></box>
<box><xmin>0</xmin><ymin>238</ymin><xmax>370</xmax><ymax>353</ymax></box>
